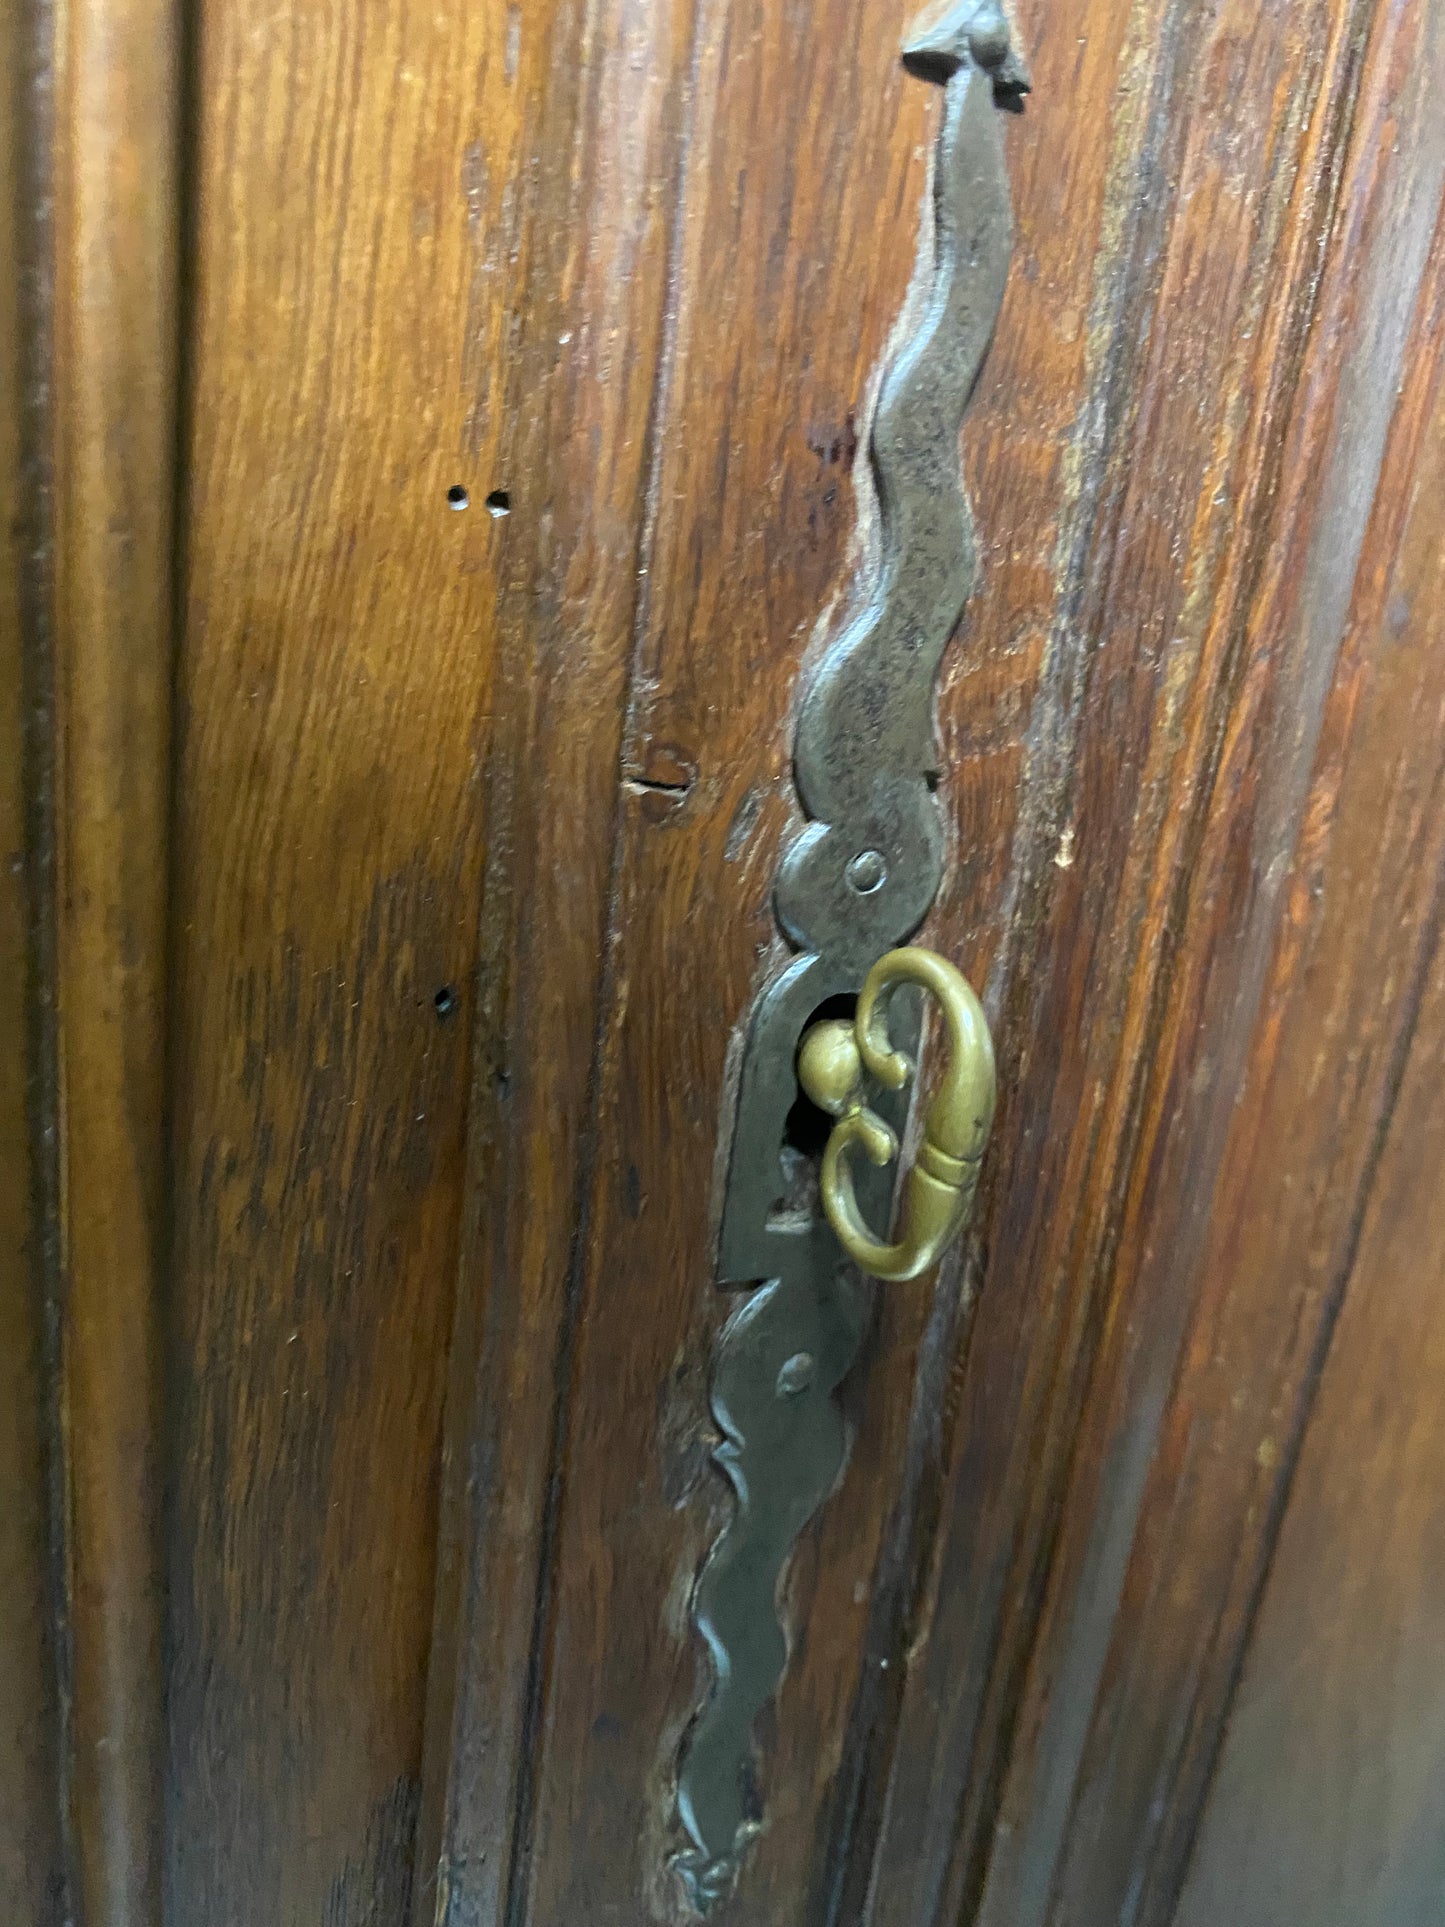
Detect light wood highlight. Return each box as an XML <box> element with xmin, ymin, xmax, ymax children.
<box><xmin>168</xmin><ymin>0</ymin><xmax>536</xmax><ymax>1917</ymax></box>
<box><xmin>1175</xmin><ymin>208</ymin><xmax>1445</xmax><ymax>1927</ymax></box>
<box><xmin>43</xmin><ymin>0</ymin><xmax>184</xmax><ymax>1918</ymax></box>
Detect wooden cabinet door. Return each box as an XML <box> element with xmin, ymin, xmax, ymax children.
<box><xmin>5</xmin><ymin>1</ymin><xmax>1445</xmax><ymax>1925</ymax></box>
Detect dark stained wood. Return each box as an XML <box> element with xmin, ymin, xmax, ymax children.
<box><xmin>957</xmin><ymin>6</ymin><xmax>1445</xmax><ymax>1924</ymax></box>
<box><xmin>411</xmin><ymin>0</ymin><xmax>699</xmax><ymax>1921</ymax></box>
<box><xmin>843</xmin><ymin>0</ymin><xmax>1414</xmax><ymax>1920</ymax></box>
<box><xmin>1172</xmin><ymin>243</ymin><xmax>1445</xmax><ymax>1927</ymax></box>
<box><xmin>1181</xmin><ymin>971</ymin><xmax>1445</xmax><ymax>1927</ymax></box>
<box><xmin>9</xmin><ymin>1</ymin><xmax>1445</xmax><ymax>1923</ymax></box>
<box><xmin>419</xmin><ymin>2</ymin><xmax>1445</xmax><ymax>1924</ymax></box>
<box><xmin>42</xmin><ymin>0</ymin><xmax>184</xmax><ymax>1917</ymax></box>
<box><xmin>167</xmin><ymin>1</ymin><xmax>531</xmax><ymax>1919</ymax></box>
<box><xmin>488</xmin><ymin>7</ymin><xmax>947</xmax><ymax>1922</ymax></box>
<box><xmin>817</xmin><ymin>0</ymin><xmax>1196</xmax><ymax>1907</ymax></box>
<box><xmin>1</xmin><ymin>7</ymin><xmax>63</xmax><ymax>1919</ymax></box>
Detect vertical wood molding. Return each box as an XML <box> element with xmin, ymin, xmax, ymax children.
<box><xmin>459</xmin><ymin>3</ymin><xmax>945</xmax><ymax>1920</ymax></box>
<box><xmin>3</xmin><ymin>3</ymin><xmax>64</xmax><ymax>1922</ymax></box>
<box><xmin>21</xmin><ymin>0</ymin><xmax>184</xmax><ymax>1917</ymax></box>
<box><xmin>860</xmin><ymin>1</ymin><xmax>1399</xmax><ymax>1923</ymax></box>
<box><xmin>412</xmin><ymin>0</ymin><xmax>702</xmax><ymax>1918</ymax></box>
<box><xmin>884</xmin><ymin>4</ymin><xmax>1442</xmax><ymax>1926</ymax></box>
<box><xmin>1172</xmin><ymin>215</ymin><xmax>1445</xmax><ymax>1927</ymax></box>
<box><xmin>168</xmin><ymin>0</ymin><xmax>540</xmax><ymax>1916</ymax></box>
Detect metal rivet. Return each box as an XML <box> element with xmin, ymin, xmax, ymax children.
<box><xmin>775</xmin><ymin>1352</ymin><xmax>816</xmax><ymax>1398</ymax></box>
<box><xmin>846</xmin><ymin>849</ymin><xmax>887</xmax><ymax>894</ymax></box>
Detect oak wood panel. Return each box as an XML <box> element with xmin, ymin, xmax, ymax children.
<box><xmin>506</xmin><ymin>4</ymin><xmax>946</xmax><ymax>1921</ymax></box>
<box><xmin>822</xmin><ymin>0</ymin><xmax>1184</xmax><ymax>1909</ymax></box>
<box><xmin>1</xmin><ymin>8</ymin><xmax>63</xmax><ymax>1919</ymax></box>
<box><xmin>965</xmin><ymin>5</ymin><xmax>1445</xmax><ymax>1922</ymax></box>
<box><xmin>169</xmin><ymin>2</ymin><xmax>533</xmax><ymax>1918</ymax></box>
<box><xmin>46</xmin><ymin>0</ymin><xmax>184</xmax><ymax>1917</ymax></box>
<box><xmin>862</xmin><ymin>2</ymin><xmax>1388</xmax><ymax>1922</ymax></box>
<box><xmin>470</xmin><ymin>1</ymin><xmax>1421</xmax><ymax>1921</ymax></box>
<box><xmin>412</xmin><ymin>0</ymin><xmax>698</xmax><ymax>1921</ymax></box>
<box><xmin>10</xmin><ymin>7</ymin><xmax>1443</xmax><ymax>1927</ymax></box>
<box><xmin>1176</xmin><ymin>928</ymin><xmax>1445</xmax><ymax>1905</ymax></box>
<box><xmin>1172</xmin><ymin>245</ymin><xmax>1445</xmax><ymax>1927</ymax></box>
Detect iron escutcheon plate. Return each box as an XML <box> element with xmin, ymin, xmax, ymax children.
<box><xmin>673</xmin><ymin>3</ymin><xmax>1027</xmax><ymax>1909</ymax></box>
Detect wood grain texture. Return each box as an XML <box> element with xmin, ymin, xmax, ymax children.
<box><xmin>412</xmin><ymin>0</ymin><xmax>698</xmax><ymax>1921</ymax></box>
<box><xmin>18</xmin><ymin>3</ymin><xmax>1433</xmax><ymax>1925</ymax></box>
<box><xmin>1</xmin><ymin>5</ymin><xmax>64</xmax><ymax>1919</ymax></box>
<box><xmin>959</xmin><ymin>6</ymin><xmax>1445</xmax><ymax>1924</ymax></box>
<box><xmin>850</xmin><ymin>0</ymin><xmax>1400</xmax><ymax>1921</ymax></box>
<box><xmin>168</xmin><ymin>0</ymin><xmax>528</xmax><ymax>1918</ymax></box>
<box><xmin>1173</xmin><ymin>223</ymin><xmax>1445</xmax><ymax>1927</ymax></box>
<box><xmin>496</xmin><ymin>6</ymin><xmax>948</xmax><ymax>1922</ymax></box>
<box><xmin>44</xmin><ymin>0</ymin><xmax>183</xmax><ymax>1917</ymax></box>
<box><xmin>419</xmin><ymin>3</ymin><xmax>1445</xmax><ymax>1924</ymax></box>
<box><xmin>1179</xmin><ymin>965</ymin><xmax>1445</xmax><ymax>1927</ymax></box>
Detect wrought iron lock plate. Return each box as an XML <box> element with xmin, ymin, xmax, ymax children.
<box><xmin>672</xmin><ymin>2</ymin><xmax>1026</xmax><ymax>1909</ymax></box>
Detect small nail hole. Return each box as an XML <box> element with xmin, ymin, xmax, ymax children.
<box><xmin>485</xmin><ymin>489</ymin><xmax>511</xmax><ymax>517</ymax></box>
<box><xmin>434</xmin><ymin>985</ymin><xmax>458</xmax><ymax>1017</ymax></box>
<box><xmin>447</xmin><ymin>485</ymin><xmax>469</xmax><ymax>510</ymax></box>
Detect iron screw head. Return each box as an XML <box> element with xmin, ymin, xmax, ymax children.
<box><xmin>776</xmin><ymin>1353</ymin><xmax>816</xmax><ymax>1398</ymax></box>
